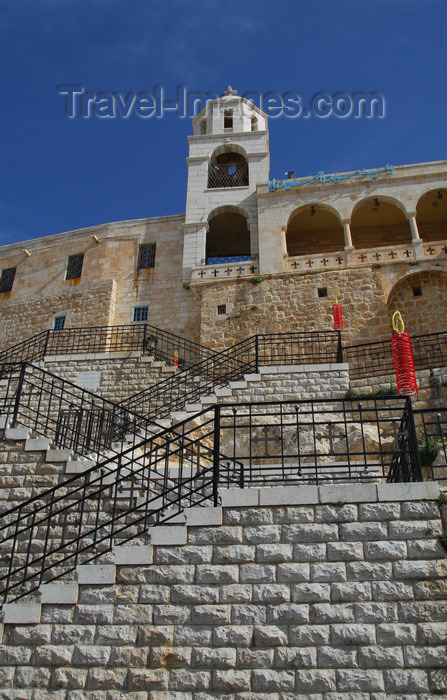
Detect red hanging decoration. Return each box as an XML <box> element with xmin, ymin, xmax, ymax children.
<box><xmin>391</xmin><ymin>311</ymin><xmax>418</xmax><ymax>396</ymax></box>
<box><xmin>332</xmin><ymin>298</ymin><xmax>343</xmax><ymax>330</ymax></box>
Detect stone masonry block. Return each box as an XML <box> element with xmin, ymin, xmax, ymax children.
<box><xmin>76</xmin><ymin>565</ymin><xmax>116</xmax><ymax>585</ymax></box>
<box><xmin>364</xmin><ymin>541</ymin><xmax>407</xmax><ymax>560</ymax></box>
<box><xmin>295</xmin><ymin>669</ymin><xmax>336</xmax><ymax>693</ymax></box>
<box><xmin>219</xmin><ymin>488</ymin><xmax>259</xmax><ymax>507</ymax></box>
<box><xmin>186</xmin><ymin>506</ymin><xmax>222</xmax><ymax>526</ymax></box>
<box><xmin>2</xmin><ymin>603</ymin><xmax>41</xmax><ymax>624</ymax></box>
<box><xmin>377</xmin><ymin>481</ymin><xmax>439</xmax><ymax>502</ymax></box>
<box><xmin>39</xmin><ymin>583</ymin><xmax>79</xmax><ymax>604</ymax></box>
<box><xmin>319</xmin><ymin>483</ymin><xmax>377</xmax><ymax>504</ymax></box>
<box><xmin>25</xmin><ymin>437</ymin><xmax>52</xmax><ymax>451</ymax></box>
<box><xmin>150</xmin><ymin>525</ymin><xmax>187</xmax><ymax>546</ymax></box>
<box><xmin>336</xmin><ymin>669</ymin><xmax>385</xmax><ymax>692</ymax></box>
<box><xmin>330</xmin><ymin>623</ymin><xmax>376</xmax><ymax>645</ymax></box>
<box><xmin>259</xmin><ymin>485</ymin><xmax>319</xmax><ymax>506</ymax></box>
<box><xmin>113</xmin><ymin>545</ymin><xmax>153</xmax><ymax>565</ymax></box>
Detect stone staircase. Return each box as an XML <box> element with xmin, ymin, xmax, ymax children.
<box><xmin>0</xmin><ymin>481</ymin><xmax>446</xmax><ymax>697</ymax></box>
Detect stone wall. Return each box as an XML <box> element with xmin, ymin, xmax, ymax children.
<box><xmin>0</xmin><ymin>216</ymin><xmax>202</xmax><ymax>350</ymax></box>
<box><xmin>219</xmin><ymin>365</ymin><xmax>350</xmax><ymax>404</ymax></box>
<box><xmin>198</xmin><ymin>264</ymin><xmax>447</xmax><ymax>352</ymax></box>
<box><xmin>199</xmin><ymin>270</ymin><xmax>389</xmax><ymax>350</ymax></box>
<box><xmin>42</xmin><ymin>353</ymin><xmax>176</xmax><ymax>404</ymax></box>
<box><xmin>0</xmin><ymin>482</ymin><xmax>445</xmax><ymax>698</ymax></box>
<box><xmin>0</xmin><ymin>279</ymin><xmax>116</xmax><ymax>351</ymax></box>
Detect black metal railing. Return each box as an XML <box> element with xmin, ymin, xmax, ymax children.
<box><xmin>207</xmin><ymin>162</ymin><xmax>249</xmax><ymax>188</ymax></box>
<box><xmin>0</xmin><ymin>362</ymin><xmax>160</xmax><ymax>463</ymax></box>
<box><xmin>0</xmin><ymin>324</ymin><xmax>214</xmax><ymax>370</ymax></box>
<box><xmin>121</xmin><ymin>332</ymin><xmax>343</xmax><ymax>425</ymax></box>
<box><xmin>414</xmin><ymin>407</ymin><xmax>447</xmax><ymax>483</ymax></box>
<box><xmin>0</xmin><ymin>395</ymin><xmax>420</xmax><ymax>604</ymax></box>
<box><xmin>345</xmin><ymin>330</ymin><xmax>447</xmax><ymax>380</ymax></box>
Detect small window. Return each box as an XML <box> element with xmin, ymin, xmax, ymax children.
<box><xmin>138</xmin><ymin>243</ymin><xmax>156</xmax><ymax>269</ymax></box>
<box><xmin>318</xmin><ymin>288</ymin><xmax>328</xmax><ymax>298</ymax></box>
<box><xmin>413</xmin><ymin>286</ymin><xmax>422</xmax><ymax>297</ymax></box>
<box><xmin>217</xmin><ymin>304</ymin><xmax>227</xmax><ymax>315</ymax></box>
<box><xmin>53</xmin><ymin>315</ymin><xmax>66</xmax><ymax>330</ymax></box>
<box><xmin>224</xmin><ymin>109</ymin><xmax>233</xmax><ymax>129</ymax></box>
<box><xmin>66</xmin><ymin>254</ymin><xmax>84</xmax><ymax>280</ymax></box>
<box><xmin>133</xmin><ymin>306</ymin><xmax>148</xmax><ymax>322</ymax></box>
<box><xmin>0</xmin><ymin>267</ymin><xmax>16</xmax><ymax>293</ymax></box>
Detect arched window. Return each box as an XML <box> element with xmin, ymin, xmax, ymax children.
<box><xmin>350</xmin><ymin>198</ymin><xmax>411</xmax><ymax>249</ymax></box>
<box><xmin>224</xmin><ymin>109</ymin><xmax>233</xmax><ymax>130</ymax></box>
<box><xmin>416</xmin><ymin>188</ymin><xmax>447</xmax><ymax>242</ymax></box>
<box><xmin>208</xmin><ymin>151</ymin><xmax>249</xmax><ymax>189</ymax></box>
<box><xmin>286</xmin><ymin>205</ymin><xmax>344</xmax><ymax>257</ymax></box>
<box><xmin>206</xmin><ymin>211</ymin><xmax>250</xmax><ymax>264</ymax></box>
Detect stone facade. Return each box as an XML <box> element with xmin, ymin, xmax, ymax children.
<box><xmin>0</xmin><ymin>91</ymin><xmax>446</xmax><ymax>353</ymax></box>
<box><xmin>0</xmin><ymin>483</ymin><xmax>445</xmax><ymax>698</ymax></box>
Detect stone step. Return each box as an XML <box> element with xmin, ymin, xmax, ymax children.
<box><xmin>25</xmin><ymin>437</ymin><xmax>53</xmax><ymax>452</ymax></box>
<box><xmin>4</xmin><ymin>427</ymin><xmax>31</xmax><ymax>441</ymax></box>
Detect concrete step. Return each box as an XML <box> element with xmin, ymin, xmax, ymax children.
<box><xmin>25</xmin><ymin>437</ymin><xmax>52</xmax><ymax>452</ymax></box>
<box><xmin>4</xmin><ymin>427</ymin><xmax>31</xmax><ymax>440</ymax></box>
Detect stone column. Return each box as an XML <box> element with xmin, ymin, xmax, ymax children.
<box><xmin>342</xmin><ymin>221</ymin><xmax>354</xmax><ymax>250</ymax></box>
<box><xmin>408</xmin><ymin>213</ymin><xmax>421</xmax><ymax>242</ymax></box>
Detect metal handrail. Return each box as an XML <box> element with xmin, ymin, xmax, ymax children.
<box><xmin>345</xmin><ymin>330</ymin><xmax>447</xmax><ymax>379</ymax></box>
<box><xmin>0</xmin><ymin>395</ymin><xmax>420</xmax><ymax>604</ymax></box>
<box><xmin>0</xmin><ymin>323</ymin><xmax>214</xmax><ymax>369</ymax></box>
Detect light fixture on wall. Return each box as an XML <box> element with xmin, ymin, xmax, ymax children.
<box><xmin>91</xmin><ymin>234</ymin><xmax>99</xmax><ymax>243</ymax></box>
<box><xmin>374</xmin><ymin>198</ymin><xmax>380</xmax><ymax>208</ymax></box>
<box><xmin>22</xmin><ymin>249</ymin><xmax>31</xmax><ymax>257</ymax></box>
<box><xmin>438</xmin><ymin>191</ymin><xmax>443</xmax><ymax>200</ymax></box>
<box><xmin>310</xmin><ymin>206</ymin><xmax>316</xmax><ymax>216</ymax></box>
<box><xmin>285</xmin><ymin>171</ymin><xmax>295</xmax><ymax>179</ymax></box>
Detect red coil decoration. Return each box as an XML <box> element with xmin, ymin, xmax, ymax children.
<box><xmin>332</xmin><ymin>299</ymin><xmax>343</xmax><ymax>330</ymax></box>
<box><xmin>391</xmin><ymin>312</ymin><xmax>418</xmax><ymax>396</ymax></box>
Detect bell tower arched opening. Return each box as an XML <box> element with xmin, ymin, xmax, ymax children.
<box><xmin>207</xmin><ymin>151</ymin><xmax>249</xmax><ymax>189</ymax></box>
<box><xmin>206</xmin><ymin>211</ymin><xmax>250</xmax><ymax>264</ymax></box>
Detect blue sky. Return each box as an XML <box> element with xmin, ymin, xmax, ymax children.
<box><xmin>0</xmin><ymin>0</ymin><xmax>444</xmax><ymax>246</ymax></box>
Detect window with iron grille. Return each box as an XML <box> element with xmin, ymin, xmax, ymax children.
<box><xmin>133</xmin><ymin>306</ymin><xmax>148</xmax><ymax>322</ymax></box>
<box><xmin>0</xmin><ymin>267</ymin><xmax>16</xmax><ymax>293</ymax></box>
<box><xmin>138</xmin><ymin>243</ymin><xmax>156</xmax><ymax>269</ymax></box>
<box><xmin>66</xmin><ymin>254</ymin><xmax>84</xmax><ymax>280</ymax></box>
<box><xmin>53</xmin><ymin>315</ymin><xmax>66</xmax><ymax>330</ymax></box>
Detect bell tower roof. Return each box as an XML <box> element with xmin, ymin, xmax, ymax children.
<box><xmin>192</xmin><ymin>87</ymin><xmax>267</xmax><ymax>136</ymax></box>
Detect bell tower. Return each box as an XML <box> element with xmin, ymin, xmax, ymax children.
<box><xmin>182</xmin><ymin>87</ymin><xmax>269</xmax><ymax>283</ymax></box>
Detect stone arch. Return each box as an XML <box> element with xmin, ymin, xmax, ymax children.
<box><xmin>206</xmin><ymin>207</ymin><xmax>250</xmax><ymax>263</ymax></box>
<box><xmin>350</xmin><ymin>196</ymin><xmax>412</xmax><ymax>250</ymax></box>
<box><xmin>386</xmin><ymin>269</ymin><xmax>447</xmax><ymax>336</ymax></box>
<box><xmin>207</xmin><ymin>145</ymin><xmax>249</xmax><ymax>189</ymax></box>
<box><xmin>416</xmin><ymin>188</ymin><xmax>447</xmax><ymax>242</ymax></box>
<box><xmin>286</xmin><ymin>203</ymin><xmax>344</xmax><ymax>257</ymax></box>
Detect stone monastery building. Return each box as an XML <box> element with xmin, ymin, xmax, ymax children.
<box><xmin>0</xmin><ymin>87</ymin><xmax>446</xmax><ymax>352</ymax></box>
<box><xmin>1</xmin><ymin>89</ymin><xmax>447</xmax><ymax>700</ymax></box>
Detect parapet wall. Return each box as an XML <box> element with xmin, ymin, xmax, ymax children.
<box><xmin>0</xmin><ymin>482</ymin><xmax>446</xmax><ymax>698</ymax></box>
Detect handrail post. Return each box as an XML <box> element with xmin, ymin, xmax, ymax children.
<box><xmin>337</xmin><ymin>331</ymin><xmax>343</xmax><ymax>363</ymax></box>
<box><xmin>11</xmin><ymin>362</ymin><xmax>27</xmax><ymax>427</ymax></box>
<box><xmin>212</xmin><ymin>405</ymin><xmax>221</xmax><ymax>507</ymax></box>
<box><xmin>142</xmin><ymin>324</ymin><xmax>147</xmax><ymax>354</ymax></box>
<box><xmin>406</xmin><ymin>396</ymin><xmax>423</xmax><ymax>482</ymax></box>
<box><xmin>255</xmin><ymin>335</ymin><xmax>259</xmax><ymax>373</ymax></box>
<box><xmin>42</xmin><ymin>330</ymin><xmax>50</xmax><ymax>360</ymax></box>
